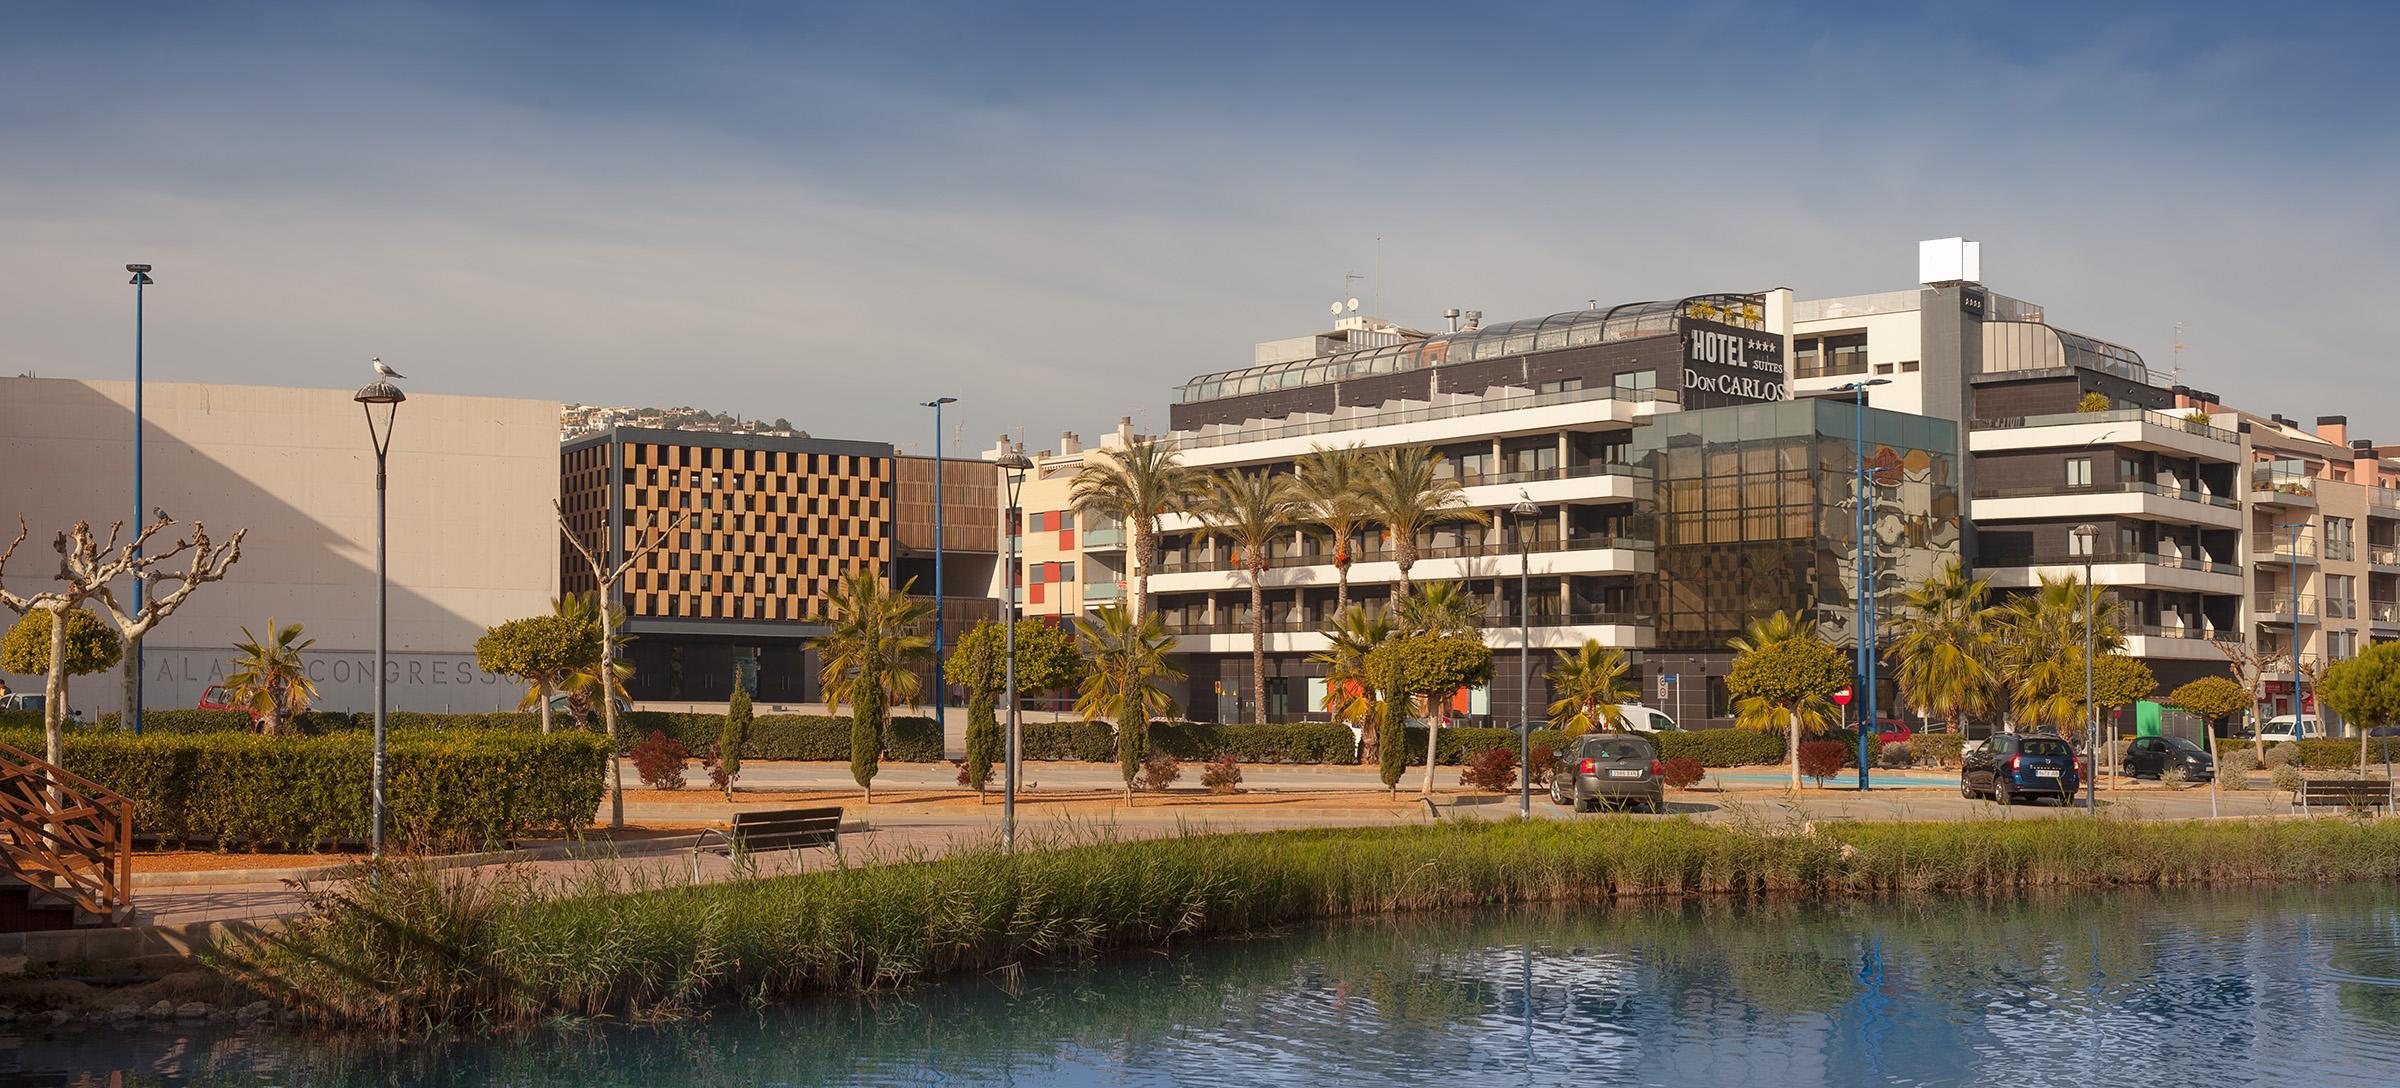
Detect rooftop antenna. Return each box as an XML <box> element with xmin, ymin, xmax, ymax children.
<box><xmin>2171</xmin><ymin>321</ymin><xmax>2188</xmax><ymax>385</ymax></box>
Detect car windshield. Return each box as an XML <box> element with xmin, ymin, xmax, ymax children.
<box><xmin>2021</xmin><ymin>739</ymin><xmax>2074</xmax><ymax>758</ymax></box>
<box><xmin>2165</xmin><ymin>737</ymin><xmax>2205</xmax><ymax>753</ymax></box>
<box><xmin>1581</xmin><ymin>737</ymin><xmax>1653</xmax><ymax>761</ymax></box>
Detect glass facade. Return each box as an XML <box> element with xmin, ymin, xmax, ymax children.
<box><xmin>1634</xmin><ymin>399</ymin><xmax>1961</xmax><ymax>653</ymax></box>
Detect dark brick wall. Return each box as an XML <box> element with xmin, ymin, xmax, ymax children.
<box><xmin>1971</xmin><ymin>371</ymin><xmax>2173</xmax><ymax>419</ymax></box>
<box><xmin>1973</xmin><ymin>448</ymin><xmax>2120</xmax><ymax>495</ymax></box>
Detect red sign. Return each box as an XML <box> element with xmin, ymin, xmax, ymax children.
<box><xmin>1832</xmin><ymin>687</ymin><xmax>1853</xmax><ymax>706</ymax></box>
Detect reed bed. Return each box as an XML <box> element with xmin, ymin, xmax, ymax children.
<box><xmin>220</xmin><ymin>813</ymin><xmax>2400</xmax><ymax>1031</ymax></box>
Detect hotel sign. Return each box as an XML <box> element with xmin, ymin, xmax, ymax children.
<box><xmin>1680</xmin><ymin>320</ymin><xmax>1786</xmax><ymax>405</ymax></box>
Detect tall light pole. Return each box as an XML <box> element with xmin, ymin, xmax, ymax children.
<box><xmin>2075</xmin><ymin>522</ymin><xmax>2099</xmax><ymax>814</ymax></box>
<box><xmin>2280</xmin><ymin>520</ymin><xmax>2310</xmax><ymax>735</ymax></box>
<box><xmin>1512</xmin><ymin>493</ymin><xmax>1540</xmax><ymax>818</ymax></box>
<box><xmin>126</xmin><ymin>263</ymin><xmax>153</xmax><ymax>734</ymax></box>
<box><xmin>355</xmin><ymin>377</ymin><xmax>405</xmax><ymax>860</ymax></box>
<box><xmin>1839</xmin><ymin>378</ymin><xmax>1891</xmax><ymax>789</ymax></box>
<box><xmin>998</xmin><ymin>441</ymin><xmax>1032</xmax><ymax>850</ymax></box>
<box><xmin>922</xmin><ymin>397</ymin><xmax>957</xmax><ymax>749</ymax></box>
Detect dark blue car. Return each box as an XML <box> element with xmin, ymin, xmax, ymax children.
<box><xmin>1961</xmin><ymin>733</ymin><xmax>2083</xmax><ymax>805</ymax></box>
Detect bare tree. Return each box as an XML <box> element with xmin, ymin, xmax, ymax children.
<box><xmin>557</xmin><ymin>502</ymin><xmax>685</xmax><ymax>829</ymax></box>
<box><xmin>0</xmin><ymin>515</ymin><xmax>244</xmax><ymax>766</ymax></box>
<box><xmin>2216</xmin><ymin>639</ymin><xmax>2290</xmax><ymax>762</ymax></box>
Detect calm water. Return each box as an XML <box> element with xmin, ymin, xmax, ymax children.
<box><xmin>7</xmin><ymin>884</ymin><xmax>2400</xmax><ymax>1086</ymax></box>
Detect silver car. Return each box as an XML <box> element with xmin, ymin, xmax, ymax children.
<box><xmin>1548</xmin><ymin>733</ymin><xmax>1664</xmax><ymax>813</ymax></box>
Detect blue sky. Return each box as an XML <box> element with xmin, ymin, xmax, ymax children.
<box><xmin>4</xmin><ymin>2</ymin><xmax>2396</xmax><ymax>452</ymax></box>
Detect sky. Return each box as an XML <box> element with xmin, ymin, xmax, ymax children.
<box><xmin>5</xmin><ymin>1</ymin><xmax>2397</xmax><ymax>456</ymax></box>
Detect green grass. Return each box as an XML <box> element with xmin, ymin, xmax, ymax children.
<box><xmin>220</xmin><ymin>814</ymin><xmax>2400</xmax><ymax>1031</ymax></box>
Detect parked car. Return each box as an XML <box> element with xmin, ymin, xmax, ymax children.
<box><xmin>2257</xmin><ymin>714</ymin><xmax>2323</xmax><ymax>743</ymax></box>
<box><xmin>1616</xmin><ymin>704</ymin><xmax>1680</xmax><ymax>733</ymax></box>
<box><xmin>1961</xmin><ymin>732</ymin><xmax>2083</xmax><ymax>805</ymax></box>
<box><xmin>546</xmin><ymin>693</ymin><xmax>631</xmax><ymax>718</ymax></box>
<box><xmin>1548</xmin><ymin>732</ymin><xmax>1664</xmax><ymax>813</ymax></box>
<box><xmin>197</xmin><ymin>683</ymin><xmax>262</xmax><ymax>722</ymax></box>
<box><xmin>0</xmin><ymin>693</ymin><xmax>82</xmax><ymax>721</ymax></box>
<box><xmin>1862</xmin><ymin>719</ymin><xmax>1912</xmax><ymax>745</ymax></box>
<box><xmin>2123</xmin><ymin>735</ymin><xmax>2215</xmax><ymax>782</ymax></box>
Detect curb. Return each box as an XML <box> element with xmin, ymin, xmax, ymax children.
<box><xmin>129</xmin><ymin>835</ymin><xmax>715</xmax><ymax>890</ymax></box>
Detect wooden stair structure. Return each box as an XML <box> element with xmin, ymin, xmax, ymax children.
<box><xmin>0</xmin><ymin>743</ymin><xmax>133</xmax><ymax>931</ymax></box>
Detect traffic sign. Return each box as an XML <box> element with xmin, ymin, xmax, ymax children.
<box><xmin>1832</xmin><ymin>687</ymin><xmax>1853</xmax><ymax>706</ymax></box>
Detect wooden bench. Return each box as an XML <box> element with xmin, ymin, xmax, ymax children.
<box><xmin>2295</xmin><ymin>779</ymin><xmax>2395</xmax><ymax>815</ymax></box>
<box><xmin>692</xmin><ymin>806</ymin><xmax>842</xmax><ymax>878</ymax></box>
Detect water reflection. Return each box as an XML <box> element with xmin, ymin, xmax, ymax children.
<box><xmin>6</xmin><ymin>884</ymin><xmax>2399</xmax><ymax>1086</ymax></box>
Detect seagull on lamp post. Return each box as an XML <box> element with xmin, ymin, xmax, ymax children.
<box><xmin>372</xmin><ymin>357</ymin><xmax>406</xmax><ymax>380</ymax></box>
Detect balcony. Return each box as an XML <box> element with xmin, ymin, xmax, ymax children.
<box><xmin>1169</xmin><ymin>384</ymin><xmax>1676</xmax><ymax>457</ymax></box>
<box><xmin>1969</xmin><ymin>408</ymin><xmax>2241</xmax><ymax>461</ymax></box>
<box><xmin>1082</xmin><ymin>581</ymin><xmax>1122</xmax><ymax>602</ymax></box>
<box><xmin>1977</xmin><ymin>549</ymin><xmax>2242</xmax><ymax>593</ymax></box>
<box><xmin>2251</xmin><ymin>468</ymin><xmax>2317</xmax><ymax>507</ymax></box>
<box><xmin>1155</xmin><ymin>533</ymin><xmax>1654</xmax><ymax>575</ymax></box>
<box><xmin>2122</xmin><ymin>624</ymin><xmax>2243</xmax><ymax>661</ymax></box>
<box><xmin>1162</xmin><ymin>609</ymin><xmax>1656</xmax><ymax>652</ymax></box>
<box><xmin>2254</xmin><ymin>593</ymin><xmax>2320</xmax><ymax>622</ymax></box>
<box><xmin>2252</xmin><ymin>535</ymin><xmax>2319</xmax><ymax>565</ymax></box>
<box><xmin>2372</xmin><ymin>600</ymin><xmax>2400</xmax><ymax>628</ymax></box>
<box><xmin>1081</xmin><ymin>526</ymin><xmax>1126</xmax><ymax>551</ymax></box>
<box><xmin>1448</xmin><ymin>460</ymin><xmax>1651</xmax><ymax>490</ymax></box>
<box><xmin>1970</xmin><ymin>479</ymin><xmax>2241</xmax><ymax>529</ymax></box>
<box><xmin>2371</xmin><ymin>545</ymin><xmax>2400</xmax><ymax>569</ymax></box>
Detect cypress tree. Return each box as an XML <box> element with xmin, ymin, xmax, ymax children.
<box><xmin>719</xmin><ymin>676</ymin><xmax>753</xmax><ymax>800</ymax></box>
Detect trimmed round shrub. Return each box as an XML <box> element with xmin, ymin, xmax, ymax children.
<box><xmin>2270</xmin><ymin>763</ymin><xmax>2307</xmax><ymax>794</ymax></box>
<box><xmin>2219</xmin><ymin>749</ymin><xmax>2259</xmax><ymax>776</ymax></box>
<box><xmin>2262</xmin><ymin>743</ymin><xmax>2299</xmax><ymax>770</ymax></box>
<box><xmin>1659</xmin><ymin>756</ymin><xmax>1706</xmax><ymax>789</ymax></box>
<box><xmin>1797</xmin><ymin>741</ymin><xmax>1848</xmax><ymax>786</ymax></box>
<box><xmin>1877</xmin><ymin>741</ymin><xmax>1915</xmax><ymax>769</ymax></box>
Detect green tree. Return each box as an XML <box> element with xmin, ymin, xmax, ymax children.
<box><xmin>1310</xmin><ymin>604</ymin><xmax>1395</xmax><ymax>765</ymax></box>
<box><xmin>816</xmin><ymin>572</ymin><xmax>932</xmax><ymax>804</ymax></box>
<box><xmin>2317</xmin><ymin>642</ymin><xmax>2400</xmax><ymax>771</ymax></box>
<box><xmin>719</xmin><ymin>673</ymin><xmax>753</xmax><ymax>800</ymax></box>
<box><xmin>474</xmin><ymin>609</ymin><xmax>600</xmax><ymax>734</ymax></box>
<box><xmin>1292</xmin><ymin>444</ymin><xmax>1374</xmax><ymax>617</ymax></box>
<box><xmin>1888</xmin><ymin>559</ymin><xmax>1998</xmax><ymax>732</ymax></box>
<box><xmin>0</xmin><ymin>608</ymin><xmax>121</xmax><ymax>730</ymax></box>
<box><xmin>945</xmin><ymin>619</ymin><xmax>1085</xmax><ymax>800</ymax></box>
<box><xmin>1994</xmin><ymin>574</ymin><xmax>2125</xmax><ymax>737</ymax></box>
<box><xmin>1190</xmin><ymin>468</ymin><xmax>1305</xmax><ymax>724</ymax></box>
<box><xmin>1724</xmin><ymin>611</ymin><xmax>1848</xmax><ymax>789</ymax></box>
<box><xmin>1360</xmin><ymin>446</ymin><xmax>1488</xmax><ymax>600</ymax></box>
<box><xmin>1366</xmin><ymin>634</ymin><xmax>1493</xmax><ymax>796</ymax></box>
<box><xmin>1396</xmin><ymin>579</ymin><xmax>1483</xmax><ymax>638</ymax></box>
<box><xmin>2167</xmin><ymin>676</ymin><xmax>2250</xmax><ymax>732</ymax></box>
<box><xmin>1074</xmin><ymin>605</ymin><xmax>1183</xmax><ymax>803</ymax></box>
<box><xmin>225</xmin><ymin>619</ymin><xmax>321</xmax><ymax>736</ymax></box>
<box><xmin>1547</xmin><ymin>640</ymin><xmax>1633</xmax><ymax>735</ymax></box>
<box><xmin>2092</xmin><ymin>655</ymin><xmax>2158</xmax><ymax>710</ymax></box>
<box><xmin>1068</xmin><ymin>436</ymin><xmax>1199</xmax><ymax>625</ymax></box>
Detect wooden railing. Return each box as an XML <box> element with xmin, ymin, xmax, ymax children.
<box><xmin>0</xmin><ymin>744</ymin><xmax>133</xmax><ymax>923</ymax></box>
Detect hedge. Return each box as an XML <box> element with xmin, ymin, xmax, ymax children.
<box><xmin>84</xmin><ymin>709</ymin><xmax>948</xmax><ymax>763</ymax></box>
<box><xmin>1020</xmin><ymin>720</ymin><xmax>1118</xmax><ymax>762</ymax></box>
<box><xmin>2215</xmin><ymin>737</ymin><xmax>2398</xmax><ymax>770</ymax></box>
<box><xmin>1148</xmin><ymin>722</ymin><xmax>1357</xmax><ymax>763</ymax></box>
<box><xmin>0</xmin><ymin>729</ymin><xmax>606</xmax><ymax>852</ymax></box>
<box><xmin>1404</xmin><ymin>726</ymin><xmax>1793</xmax><ymax>768</ymax></box>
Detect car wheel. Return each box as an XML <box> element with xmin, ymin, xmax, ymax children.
<box><xmin>1961</xmin><ymin>778</ymin><xmax>1976</xmax><ymax>799</ymax></box>
<box><xmin>1996</xmin><ymin>782</ymin><xmax>2013</xmax><ymax>807</ymax></box>
<box><xmin>1550</xmin><ymin>779</ymin><xmax>1570</xmax><ymax>807</ymax></box>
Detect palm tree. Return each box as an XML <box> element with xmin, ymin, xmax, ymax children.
<box><xmin>1191</xmin><ymin>468</ymin><xmax>1305</xmax><ymax>725</ymax></box>
<box><xmin>815</xmin><ymin>572</ymin><xmax>933</xmax><ymax>803</ymax></box>
<box><xmin>1995</xmin><ymin>573</ymin><xmax>2125</xmax><ymax>738</ymax></box>
<box><xmin>1068</xmin><ymin>435</ymin><xmax>1199</xmax><ymax>624</ymax></box>
<box><xmin>1728</xmin><ymin>609</ymin><xmax>1815</xmax><ymax>657</ymax></box>
<box><xmin>556</xmin><ymin>594</ymin><xmax>632</xmax><ymax>728</ymax></box>
<box><xmin>1074</xmin><ymin>604</ymin><xmax>1183</xmax><ymax>803</ymax></box>
<box><xmin>1310</xmin><ymin>605</ymin><xmax>1396</xmax><ymax>751</ymax></box>
<box><xmin>1292</xmin><ymin>444</ymin><xmax>1374</xmax><ymax>617</ymax></box>
<box><xmin>1396</xmin><ymin>579</ymin><xmax>1483</xmax><ymax>638</ymax></box>
<box><xmin>1361</xmin><ymin>446</ymin><xmax>1488</xmax><ymax>600</ymax></box>
<box><xmin>226</xmin><ymin>619</ymin><xmax>319</xmax><ymax>736</ymax></box>
<box><xmin>1887</xmin><ymin>560</ymin><xmax>1999</xmax><ymax>734</ymax></box>
<box><xmin>1547</xmin><ymin>639</ymin><xmax>1633</xmax><ymax>735</ymax></box>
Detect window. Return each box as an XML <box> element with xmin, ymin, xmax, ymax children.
<box><xmin>2066</xmin><ymin>457</ymin><xmax>2093</xmax><ymax>489</ymax></box>
<box><xmin>1613</xmin><ymin>369</ymin><xmax>1657</xmax><ymax>392</ymax></box>
<box><xmin>1793</xmin><ymin>333</ymin><xmax>1867</xmax><ymax>379</ymax></box>
<box><xmin>1900</xmin><ymin>361</ymin><xmax>1920</xmax><ymax>373</ymax></box>
<box><xmin>1873</xmin><ymin>362</ymin><xmax>1894</xmax><ymax>375</ymax></box>
<box><xmin>1538</xmin><ymin>378</ymin><xmax>1584</xmax><ymax>396</ymax></box>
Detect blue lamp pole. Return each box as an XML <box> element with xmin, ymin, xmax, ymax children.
<box><xmin>126</xmin><ymin>263</ymin><xmax>154</xmax><ymax>735</ymax></box>
<box><xmin>922</xmin><ymin>398</ymin><xmax>957</xmax><ymax>740</ymax></box>
<box><xmin>1839</xmin><ymin>378</ymin><xmax>1891</xmax><ymax>789</ymax></box>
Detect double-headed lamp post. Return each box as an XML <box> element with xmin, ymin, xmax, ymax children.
<box><xmin>1511</xmin><ymin>493</ymin><xmax>1540</xmax><ymax>818</ymax></box>
<box><xmin>354</xmin><ymin>377</ymin><xmax>405</xmax><ymax>860</ymax></box>
<box><xmin>1838</xmin><ymin>378</ymin><xmax>1891</xmax><ymax>790</ymax></box>
<box><xmin>997</xmin><ymin>440</ymin><xmax>1033</xmax><ymax>851</ymax></box>
<box><xmin>2073</xmin><ymin>522</ymin><xmax>2099</xmax><ymax>814</ymax></box>
<box><xmin>126</xmin><ymin>263</ymin><xmax>154</xmax><ymax>735</ymax></box>
<box><xmin>923</xmin><ymin>397</ymin><xmax>957</xmax><ymax>742</ymax></box>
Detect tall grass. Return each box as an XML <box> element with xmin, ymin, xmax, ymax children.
<box><xmin>220</xmin><ymin>814</ymin><xmax>2400</xmax><ymax>1031</ymax></box>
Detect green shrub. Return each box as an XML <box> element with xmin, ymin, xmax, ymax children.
<box><xmin>1652</xmin><ymin>729</ymin><xmax>1785</xmax><ymax>767</ymax></box>
<box><xmin>1909</xmin><ymin>734</ymin><xmax>1967</xmax><ymax>768</ymax></box>
<box><xmin>10</xmin><ymin>729</ymin><xmax>607</xmax><ymax>852</ymax></box>
<box><xmin>1021</xmin><ymin>721</ymin><xmax>1117</xmax><ymax>762</ymax></box>
<box><xmin>2270</xmin><ymin>764</ymin><xmax>2307</xmax><ymax>794</ymax></box>
<box><xmin>2215</xmin><ymin>737</ymin><xmax>2384</xmax><ymax>771</ymax></box>
<box><xmin>2262</xmin><ymin>743</ymin><xmax>2298</xmax><ymax>770</ymax></box>
<box><xmin>98</xmin><ymin>709</ymin><xmax>262</xmax><ymax>733</ymax></box>
<box><xmin>1148</xmin><ymin>721</ymin><xmax>1356</xmax><ymax>764</ymax></box>
<box><xmin>2219</xmin><ymin>749</ymin><xmax>2259</xmax><ymax>777</ymax></box>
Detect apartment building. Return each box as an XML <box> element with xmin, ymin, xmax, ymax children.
<box><xmin>559</xmin><ymin>427</ymin><xmax>995</xmax><ymax>704</ymax></box>
<box><xmin>986</xmin><ymin>425</ymin><xmax>1132</xmax><ymax>628</ymax></box>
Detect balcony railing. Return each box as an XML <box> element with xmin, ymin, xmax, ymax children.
<box><xmin>2372</xmin><ymin>600</ymin><xmax>2400</xmax><ymax>624</ymax></box>
<box><xmin>2255</xmin><ymin>593</ymin><xmax>2320</xmax><ymax>618</ymax></box>
<box><xmin>1154</xmin><ymin>534</ymin><xmax>1654</xmax><ymax>575</ymax></box>
<box><xmin>2253</xmin><ymin>536</ymin><xmax>2319</xmax><ymax>560</ymax></box>
<box><xmin>1971</xmin><ymin>407</ymin><xmax>2239</xmax><ymax>445</ymax></box>
<box><xmin>2252</xmin><ymin>468</ymin><xmax>2317</xmax><ymax>498</ymax></box>
<box><xmin>1446</xmin><ymin>460</ymin><xmax>1651</xmax><ymax>489</ymax></box>
<box><xmin>1161</xmin><ymin>610</ymin><xmax>1651</xmax><ymax>636</ymax></box>
<box><xmin>1081</xmin><ymin>526</ymin><xmax>1125</xmax><ymax>549</ymax></box>
<box><xmin>1986</xmin><ymin>549</ymin><xmax>2238</xmax><ymax>574</ymax></box>
<box><xmin>1166</xmin><ymin>385</ymin><xmax>1678</xmax><ymax>452</ymax></box>
<box><xmin>1082</xmin><ymin>581</ymin><xmax>1121</xmax><ymax>602</ymax></box>
<box><xmin>1971</xmin><ymin>480</ymin><xmax>2237</xmax><ymax>509</ymax></box>
<box><xmin>2371</xmin><ymin>545</ymin><xmax>2400</xmax><ymax>567</ymax></box>
<box><xmin>2127</xmin><ymin>624</ymin><xmax>2239</xmax><ymax>643</ymax></box>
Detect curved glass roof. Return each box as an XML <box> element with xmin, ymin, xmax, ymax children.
<box><xmin>1177</xmin><ymin>293</ymin><xmax>1767</xmax><ymax>405</ymax></box>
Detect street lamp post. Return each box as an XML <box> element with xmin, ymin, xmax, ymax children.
<box><xmin>1511</xmin><ymin>493</ymin><xmax>1540</xmax><ymax>818</ymax></box>
<box><xmin>126</xmin><ymin>263</ymin><xmax>153</xmax><ymax>735</ymax></box>
<box><xmin>355</xmin><ymin>377</ymin><xmax>406</xmax><ymax>860</ymax></box>
<box><xmin>1839</xmin><ymin>379</ymin><xmax>1891</xmax><ymax>790</ymax></box>
<box><xmin>922</xmin><ymin>397</ymin><xmax>957</xmax><ymax>748</ymax></box>
<box><xmin>2074</xmin><ymin>522</ymin><xmax>2099</xmax><ymax>814</ymax></box>
<box><xmin>998</xmin><ymin>441</ymin><xmax>1033</xmax><ymax>850</ymax></box>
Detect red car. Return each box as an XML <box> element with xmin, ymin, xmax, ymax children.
<box><xmin>198</xmin><ymin>684</ymin><xmax>263</xmax><ymax>724</ymax></box>
<box><xmin>1864</xmin><ymin>719</ymin><xmax>1912</xmax><ymax>746</ymax></box>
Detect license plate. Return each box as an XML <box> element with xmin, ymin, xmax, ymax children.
<box><xmin>1608</xmin><ymin>769</ymin><xmax>1644</xmax><ymax>779</ymax></box>
<box><xmin>2035</xmin><ymin>769</ymin><xmax>2060</xmax><ymax>778</ymax></box>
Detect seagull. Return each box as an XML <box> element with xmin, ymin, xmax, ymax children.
<box><xmin>372</xmin><ymin>357</ymin><xmax>406</xmax><ymax>380</ymax></box>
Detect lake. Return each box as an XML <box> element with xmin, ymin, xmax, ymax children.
<box><xmin>6</xmin><ymin>883</ymin><xmax>2398</xmax><ymax>1086</ymax></box>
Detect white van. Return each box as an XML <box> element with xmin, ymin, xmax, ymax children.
<box><xmin>1614</xmin><ymin>704</ymin><xmax>1681</xmax><ymax>733</ymax></box>
<box><xmin>2258</xmin><ymin>714</ymin><xmax>2323</xmax><ymax>743</ymax></box>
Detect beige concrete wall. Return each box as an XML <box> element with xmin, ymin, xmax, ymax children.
<box><xmin>0</xmin><ymin>378</ymin><xmax>559</xmax><ymax>715</ymax></box>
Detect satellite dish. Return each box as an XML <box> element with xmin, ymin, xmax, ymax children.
<box><xmin>1346</xmin><ymin>297</ymin><xmax>1361</xmax><ymax>312</ymax></box>
<box><xmin>1329</xmin><ymin>301</ymin><xmax>1343</xmax><ymax>315</ymax></box>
